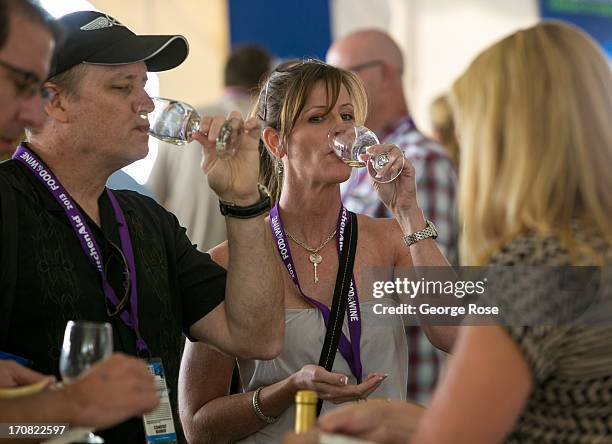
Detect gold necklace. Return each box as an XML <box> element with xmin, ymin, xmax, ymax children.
<box><xmin>285</xmin><ymin>229</ymin><xmax>337</xmax><ymax>283</ymax></box>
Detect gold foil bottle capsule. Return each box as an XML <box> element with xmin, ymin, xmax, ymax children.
<box><xmin>294</xmin><ymin>390</ymin><xmax>318</xmax><ymax>434</ymax></box>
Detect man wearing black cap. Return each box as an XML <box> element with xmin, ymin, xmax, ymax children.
<box><xmin>0</xmin><ymin>0</ymin><xmax>164</xmax><ymax>439</ymax></box>
<box><xmin>0</xmin><ymin>10</ymin><xmax>284</xmax><ymax>444</ymax></box>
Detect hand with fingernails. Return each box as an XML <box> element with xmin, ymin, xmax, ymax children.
<box><xmin>368</xmin><ymin>146</ymin><xmax>418</xmax><ymax>216</ymax></box>
<box><xmin>192</xmin><ymin>111</ymin><xmax>263</xmax><ymax>206</ymax></box>
<box><xmin>290</xmin><ymin>365</ymin><xmax>388</xmax><ymax>405</ymax></box>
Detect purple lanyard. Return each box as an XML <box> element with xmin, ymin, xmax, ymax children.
<box><xmin>13</xmin><ymin>145</ymin><xmax>149</xmax><ymax>355</ymax></box>
<box><xmin>269</xmin><ymin>203</ymin><xmax>362</xmax><ymax>382</ymax></box>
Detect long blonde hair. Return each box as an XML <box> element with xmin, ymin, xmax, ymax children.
<box><xmin>254</xmin><ymin>59</ymin><xmax>367</xmax><ymax>202</ymax></box>
<box><xmin>451</xmin><ymin>22</ymin><xmax>612</xmax><ymax>265</ymax></box>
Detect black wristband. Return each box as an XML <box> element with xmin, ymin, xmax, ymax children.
<box><xmin>218</xmin><ymin>184</ymin><xmax>271</xmax><ymax>219</ymax></box>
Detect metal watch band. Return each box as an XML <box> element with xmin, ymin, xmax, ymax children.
<box><xmin>403</xmin><ymin>220</ymin><xmax>438</xmax><ymax>247</ymax></box>
<box><xmin>219</xmin><ymin>184</ymin><xmax>271</xmax><ymax>219</ymax></box>
<box><xmin>252</xmin><ymin>387</ymin><xmax>277</xmax><ymax>424</ymax></box>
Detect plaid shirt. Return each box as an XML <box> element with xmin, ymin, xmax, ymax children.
<box><xmin>341</xmin><ymin>115</ymin><xmax>458</xmax><ymax>404</ymax></box>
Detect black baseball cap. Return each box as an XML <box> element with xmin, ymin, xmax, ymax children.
<box><xmin>48</xmin><ymin>11</ymin><xmax>189</xmax><ymax>78</ymax></box>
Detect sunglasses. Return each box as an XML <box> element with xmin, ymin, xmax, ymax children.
<box><xmin>0</xmin><ymin>59</ymin><xmax>53</xmax><ymax>102</ymax></box>
<box><xmin>104</xmin><ymin>240</ymin><xmax>131</xmax><ymax>318</ymax></box>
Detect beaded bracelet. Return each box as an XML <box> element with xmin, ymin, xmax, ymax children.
<box><xmin>251</xmin><ymin>386</ymin><xmax>277</xmax><ymax>424</ymax></box>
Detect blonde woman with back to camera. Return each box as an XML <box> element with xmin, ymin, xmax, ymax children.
<box><xmin>284</xmin><ymin>21</ymin><xmax>612</xmax><ymax>444</ymax></box>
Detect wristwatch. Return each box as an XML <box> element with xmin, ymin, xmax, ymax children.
<box><xmin>219</xmin><ymin>183</ymin><xmax>271</xmax><ymax>219</ymax></box>
<box><xmin>403</xmin><ymin>220</ymin><xmax>438</xmax><ymax>247</ymax></box>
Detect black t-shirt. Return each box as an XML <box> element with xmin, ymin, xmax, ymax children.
<box><xmin>0</xmin><ymin>159</ymin><xmax>226</xmax><ymax>443</ymax></box>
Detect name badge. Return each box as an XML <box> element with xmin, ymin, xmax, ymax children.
<box><xmin>143</xmin><ymin>359</ymin><xmax>177</xmax><ymax>443</ymax></box>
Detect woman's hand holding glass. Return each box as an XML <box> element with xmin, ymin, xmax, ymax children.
<box><xmin>290</xmin><ymin>365</ymin><xmax>387</xmax><ymax>404</ymax></box>
<box><xmin>369</xmin><ymin>149</ymin><xmax>419</xmax><ymax>216</ymax></box>
<box><xmin>329</xmin><ymin>125</ymin><xmax>404</xmax><ymax>183</ymax></box>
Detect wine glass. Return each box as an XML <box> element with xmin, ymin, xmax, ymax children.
<box><xmin>147</xmin><ymin>97</ymin><xmax>243</xmax><ymax>158</ymax></box>
<box><xmin>60</xmin><ymin>321</ymin><xmax>113</xmax><ymax>444</ymax></box>
<box><xmin>329</xmin><ymin>124</ymin><xmax>405</xmax><ymax>183</ymax></box>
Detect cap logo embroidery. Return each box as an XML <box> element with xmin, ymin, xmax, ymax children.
<box><xmin>80</xmin><ymin>14</ymin><xmax>125</xmax><ymax>31</ymax></box>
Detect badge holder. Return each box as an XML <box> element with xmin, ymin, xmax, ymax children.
<box><xmin>143</xmin><ymin>359</ymin><xmax>178</xmax><ymax>444</ymax></box>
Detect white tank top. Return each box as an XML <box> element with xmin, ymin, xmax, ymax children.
<box><xmin>236</xmin><ymin>299</ymin><xmax>408</xmax><ymax>444</ymax></box>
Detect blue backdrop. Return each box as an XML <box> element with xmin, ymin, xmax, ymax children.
<box><xmin>228</xmin><ymin>0</ymin><xmax>332</xmax><ymax>60</ymax></box>
<box><xmin>540</xmin><ymin>0</ymin><xmax>612</xmax><ymax>57</ymax></box>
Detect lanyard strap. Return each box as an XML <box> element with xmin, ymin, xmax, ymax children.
<box><xmin>12</xmin><ymin>145</ymin><xmax>149</xmax><ymax>354</ymax></box>
<box><xmin>269</xmin><ymin>203</ymin><xmax>362</xmax><ymax>382</ymax></box>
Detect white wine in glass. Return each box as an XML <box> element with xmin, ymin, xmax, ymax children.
<box><xmin>147</xmin><ymin>97</ymin><xmax>243</xmax><ymax>158</ymax></box>
<box><xmin>329</xmin><ymin>124</ymin><xmax>405</xmax><ymax>183</ymax></box>
<box><xmin>60</xmin><ymin>321</ymin><xmax>113</xmax><ymax>443</ymax></box>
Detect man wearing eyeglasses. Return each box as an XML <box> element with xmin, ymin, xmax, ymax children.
<box><xmin>327</xmin><ymin>30</ymin><xmax>459</xmax><ymax>406</ymax></box>
<box><xmin>0</xmin><ymin>7</ymin><xmax>284</xmax><ymax>444</ymax></box>
<box><xmin>0</xmin><ymin>0</ymin><xmax>55</xmax><ymax>158</ymax></box>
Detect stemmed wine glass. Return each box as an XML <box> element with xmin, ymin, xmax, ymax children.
<box><xmin>147</xmin><ymin>97</ymin><xmax>243</xmax><ymax>158</ymax></box>
<box><xmin>60</xmin><ymin>321</ymin><xmax>113</xmax><ymax>444</ymax></box>
<box><xmin>329</xmin><ymin>124</ymin><xmax>405</xmax><ymax>183</ymax></box>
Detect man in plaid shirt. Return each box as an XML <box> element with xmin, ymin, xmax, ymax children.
<box><xmin>328</xmin><ymin>29</ymin><xmax>458</xmax><ymax>405</ymax></box>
